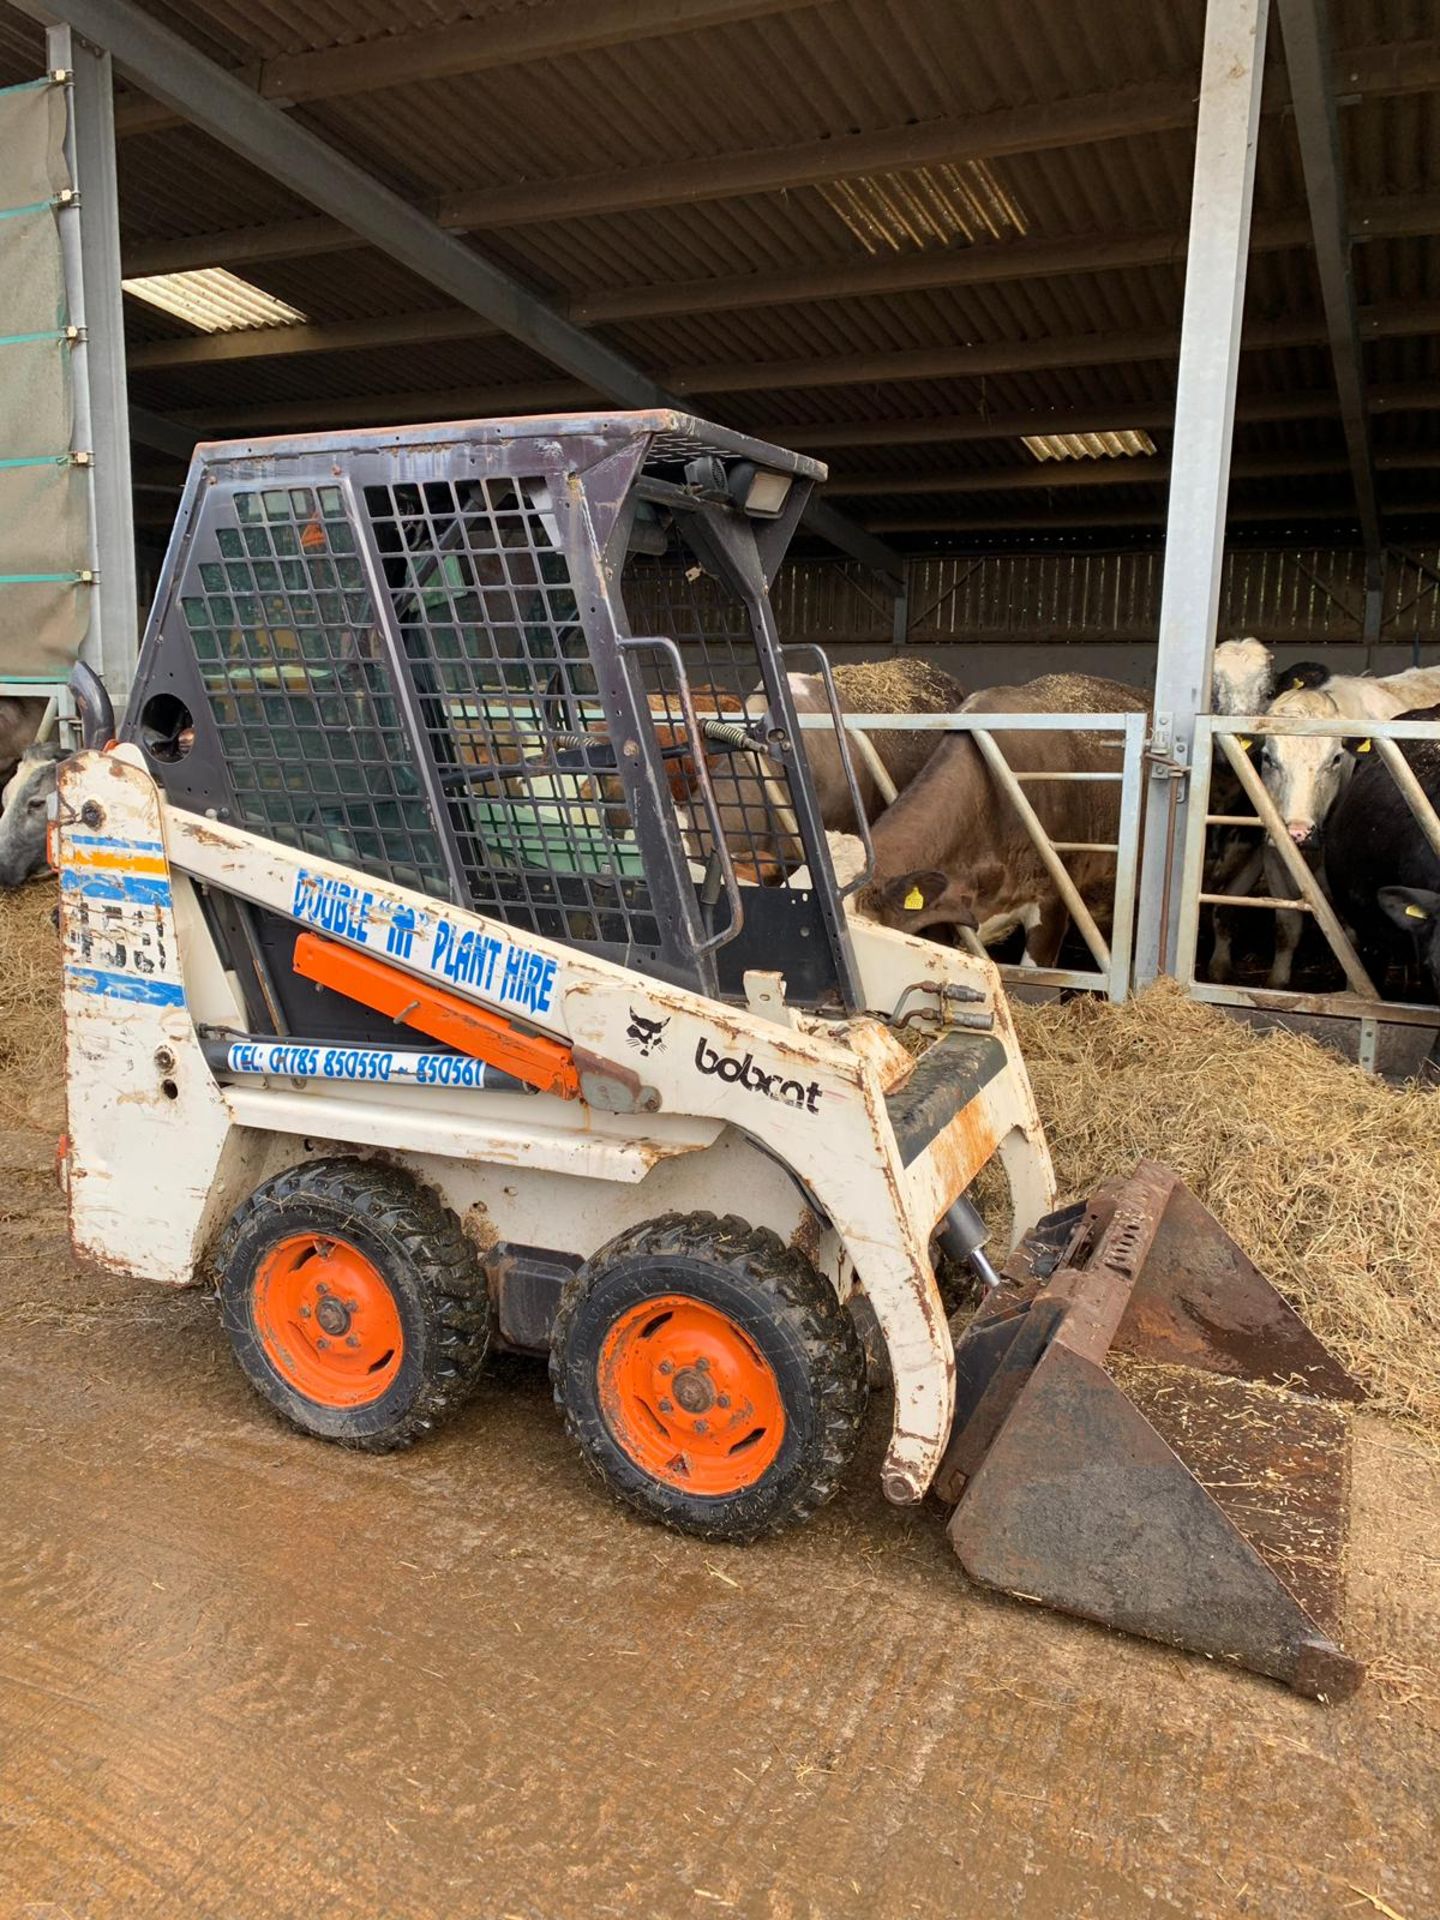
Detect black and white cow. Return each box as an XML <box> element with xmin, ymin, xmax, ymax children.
<box><xmin>1326</xmin><ymin>704</ymin><xmax>1440</xmax><ymax>1078</ymax></box>
<box><xmin>1256</xmin><ymin>665</ymin><xmax>1440</xmax><ymax>986</ymax></box>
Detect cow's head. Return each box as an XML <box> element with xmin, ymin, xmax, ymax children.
<box><xmin>1378</xmin><ymin>886</ymin><xmax>1440</xmax><ymax>993</ymax></box>
<box><xmin>1211</xmin><ymin>637</ymin><xmax>1273</xmax><ymax>717</ymax></box>
<box><xmin>0</xmin><ymin>743</ymin><xmax>64</xmax><ymax>889</ymax></box>
<box><xmin>1274</xmin><ymin>659</ymin><xmax>1330</xmax><ymax>696</ymax></box>
<box><xmin>857</xmin><ymin>867</ymin><xmax>977</xmax><ymax>940</ymax></box>
<box><xmin>1258</xmin><ymin>688</ymin><xmax>1351</xmax><ymax>849</ymax></box>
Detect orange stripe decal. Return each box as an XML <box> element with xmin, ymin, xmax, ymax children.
<box><xmin>292</xmin><ymin>931</ymin><xmax>581</xmax><ymax>1101</ymax></box>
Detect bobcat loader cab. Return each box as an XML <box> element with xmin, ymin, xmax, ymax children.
<box><xmin>56</xmin><ymin>412</ymin><xmax>1366</xmax><ymax>1697</ymax></box>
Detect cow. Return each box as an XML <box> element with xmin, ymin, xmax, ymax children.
<box><xmin>756</xmin><ymin>660</ymin><xmax>968</xmax><ymax>829</ymax></box>
<box><xmin>667</xmin><ymin>657</ymin><xmax>969</xmax><ymax>878</ymax></box>
<box><xmin>1273</xmin><ymin>659</ymin><xmax>1331</xmax><ymax>696</ymax></box>
<box><xmin>1257</xmin><ymin>665</ymin><xmax>1440</xmax><ymax>986</ymax></box>
<box><xmin>0</xmin><ymin>696</ymin><xmax>47</xmax><ymax>793</ymax></box>
<box><xmin>1326</xmin><ymin>706</ymin><xmax>1440</xmax><ymax>1080</ymax></box>
<box><xmin>0</xmin><ymin>741</ymin><xmax>65</xmax><ymax>888</ymax></box>
<box><xmin>854</xmin><ymin>674</ymin><xmax>1150</xmax><ymax>966</ymax></box>
<box><xmin>1204</xmin><ymin>643</ymin><xmax>1274</xmax><ymax>982</ymax></box>
<box><xmin>1211</xmin><ymin>637</ymin><xmax>1274</xmax><ymax>717</ymax></box>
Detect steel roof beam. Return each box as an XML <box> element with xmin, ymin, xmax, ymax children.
<box><xmin>112</xmin><ymin>0</ymin><xmax>837</xmax><ymax>136</ymax></box>
<box><xmin>109</xmin><ymin>31</ymin><xmax>1440</xmax><ymax>153</ymax></box>
<box><xmin>1275</xmin><ymin>0</ymin><xmax>1384</xmax><ymax>620</ymax></box>
<box><xmin>115</xmin><ymin>89</ymin><xmax>1193</xmax><ymax>270</ymax></box>
<box><xmin>122</xmin><ymin>190</ymin><xmax>1440</xmax><ymax>371</ymax></box>
<box><xmin>111</xmin><ymin>36</ymin><xmax>1440</xmax><ymax>276</ymax></box>
<box><xmin>127</xmin><ymin>402</ymin><xmax>196</xmax><ymax>459</ymax></box>
<box><xmin>868</xmin><ymin>499</ymin><xmax>1440</xmax><ymax>534</ymax></box>
<box><xmin>126</xmin><ymin>380</ymin><xmax>1440</xmax><ymax>461</ymax></box>
<box><xmin>828</xmin><ymin>454</ymin><xmax>1357</xmax><ymax>497</ymax></box>
<box><xmin>151</xmin><ymin>294</ymin><xmax>1440</xmax><ymax>433</ymax></box>
<box><xmin>835</xmin><ymin>449</ymin><xmax>1438</xmax><ymax>499</ymax></box>
<box><xmin>667</xmin><ymin>297</ymin><xmax>1440</xmax><ymax>392</ymax></box>
<box><xmin>14</xmin><ymin>0</ymin><xmax>902</xmax><ymax>584</ymax></box>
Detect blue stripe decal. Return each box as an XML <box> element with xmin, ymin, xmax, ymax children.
<box><xmin>66</xmin><ymin>965</ymin><xmax>184</xmax><ymax>1007</ymax></box>
<box><xmin>0</xmin><ymin>454</ymin><xmax>69</xmax><ymax>471</ymax></box>
<box><xmin>68</xmin><ymin>832</ymin><xmax>165</xmax><ymax>853</ymax></box>
<box><xmin>0</xmin><ymin>571</ymin><xmax>86</xmax><ymax>586</ymax></box>
<box><xmin>61</xmin><ymin>868</ymin><xmax>172</xmax><ymax>905</ymax></box>
<box><xmin>0</xmin><ymin>77</ymin><xmax>53</xmax><ymax>100</ymax></box>
<box><xmin>0</xmin><ymin>200</ymin><xmax>54</xmax><ymax>224</ymax></box>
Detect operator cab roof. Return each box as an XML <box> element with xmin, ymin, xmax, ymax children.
<box><xmin>193</xmin><ymin>409</ymin><xmax>828</xmax><ymax>485</ymax></box>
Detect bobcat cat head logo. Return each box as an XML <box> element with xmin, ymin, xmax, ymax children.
<box><xmin>626</xmin><ymin>1009</ymin><xmax>669</xmax><ymax>1057</ymax></box>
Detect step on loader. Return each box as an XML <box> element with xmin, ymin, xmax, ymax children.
<box><xmin>54</xmin><ymin>411</ymin><xmax>1363</xmax><ymax>1697</ymax></box>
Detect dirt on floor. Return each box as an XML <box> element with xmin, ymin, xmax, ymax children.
<box><xmin>1</xmin><ymin>1117</ymin><xmax>1438</xmax><ymax>1920</ymax></box>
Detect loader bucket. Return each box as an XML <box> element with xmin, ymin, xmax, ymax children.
<box><xmin>939</xmin><ymin>1161</ymin><xmax>1365</xmax><ymax>1700</ymax></box>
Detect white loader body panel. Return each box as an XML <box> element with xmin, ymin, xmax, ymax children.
<box><xmin>58</xmin><ymin>747</ymin><xmax>1053</xmax><ymax>1501</ymax></box>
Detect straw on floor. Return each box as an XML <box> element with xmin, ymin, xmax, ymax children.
<box><xmin>1009</xmin><ymin>980</ymin><xmax>1440</xmax><ymax>1438</ymax></box>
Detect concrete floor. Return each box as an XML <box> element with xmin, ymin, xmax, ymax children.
<box><xmin>1</xmin><ymin>1122</ymin><xmax>1437</xmax><ymax>1920</ymax></box>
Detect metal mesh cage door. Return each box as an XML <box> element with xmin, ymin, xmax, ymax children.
<box><xmin>145</xmin><ymin>476</ymin><xmax>452</xmax><ymax>895</ymax></box>
<box><xmin>620</xmin><ymin>517</ymin><xmax>857</xmax><ymax>1010</ymax></box>
<box><xmin>358</xmin><ymin>469</ymin><xmax>705</xmax><ymax>983</ymax></box>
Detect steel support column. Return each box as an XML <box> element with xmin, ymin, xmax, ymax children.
<box><xmin>1134</xmin><ymin>0</ymin><xmax>1271</xmax><ymax>989</ymax></box>
<box><xmin>48</xmin><ymin>22</ymin><xmax>137</xmax><ymax>710</ymax></box>
<box><xmin>16</xmin><ymin>0</ymin><xmax>902</xmax><ymax>586</ymax></box>
<box><xmin>1275</xmin><ymin>0</ymin><xmax>1384</xmax><ymax>650</ymax></box>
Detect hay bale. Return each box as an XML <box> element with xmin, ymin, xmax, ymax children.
<box><xmin>1009</xmin><ymin>980</ymin><xmax>1440</xmax><ymax>1438</ymax></box>
<box><xmin>0</xmin><ymin>881</ymin><xmax>63</xmax><ymax>1128</ymax></box>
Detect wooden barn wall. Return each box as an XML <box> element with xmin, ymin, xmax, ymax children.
<box><xmin>757</xmin><ymin>547</ymin><xmax>1440</xmax><ymax>651</ymax></box>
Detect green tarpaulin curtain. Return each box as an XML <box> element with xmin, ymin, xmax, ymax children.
<box><xmin>0</xmin><ymin>75</ymin><xmax>90</xmax><ymax>676</ymax></box>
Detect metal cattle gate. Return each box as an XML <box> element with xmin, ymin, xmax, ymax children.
<box><xmin>795</xmin><ymin>709</ymin><xmax>1147</xmax><ymax>1003</ymax></box>
<box><xmin>1178</xmin><ymin>711</ymin><xmax>1440</xmax><ymax>1068</ymax></box>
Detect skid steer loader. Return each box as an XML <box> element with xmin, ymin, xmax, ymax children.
<box><xmin>55</xmin><ymin>411</ymin><xmax>1363</xmax><ymax>1697</ymax></box>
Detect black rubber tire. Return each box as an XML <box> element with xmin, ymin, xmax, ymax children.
<box><xmin>216</xmin><ymin>1157</ymin><xmax>489</xmax><ymax>1451</ymax></box>
<box><xmin>549</xmin><ymin>1210</ymin><xmax>867</xmax><ymax>1543</ymax></box>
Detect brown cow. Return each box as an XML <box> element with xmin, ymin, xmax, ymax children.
<box><xmin>761</xmin><ymin>659</ymin><xmax>969</xmax><ymax>827</ymax></box>
<box><xmin>856</xmin><ymin>673</ymin><xmax>1150</xmax><ymax>965</ymax></box>
<box><xmin>630</xmin><ymin>660</ymin><xmax>968</xmax><ymax>876</ymax></box>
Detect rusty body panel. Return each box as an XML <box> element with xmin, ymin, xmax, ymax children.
<box><xmin>945</xmin><ymin>1162</ymin><xmax>1365</xmax><ymax>1699</ymax></box>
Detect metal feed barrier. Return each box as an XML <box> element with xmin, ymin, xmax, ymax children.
<box><xmin>796</xmin><ymin>709</ymin><xmax>1147</xmax><ymax>1003</ymax></box>
<box><xmin>1178</xmin><ymin>712</ymin><xmax>1440</xmax><ymax>1071</ymax></box>
<box><xmin>0</xmin><ymin>677</ymin><xmax>79</xmax><ymax>748</ymax></box>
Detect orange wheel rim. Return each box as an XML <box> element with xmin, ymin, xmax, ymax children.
<box><xmin>598</xmin><ymin>1294</ymin><xmax>786</xmax><ymax>1495</ymax></box>
<box><xmin>252</xmin><ymin>1233</ymin><xmax>404</xmax><ymax>1409</ymax></box>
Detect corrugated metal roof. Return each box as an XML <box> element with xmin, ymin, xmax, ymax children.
<box><xmin>0</xmin><ymin>0</ymin><xmax>1436</xmax><ymax>548</ymax></box>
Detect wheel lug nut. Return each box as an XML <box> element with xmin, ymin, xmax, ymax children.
<box><xmin>316</xmin><ymin>1337</ymin><xmax>330</xmax><ymax>1350</ymax></box>
<box><xmin>298</xmin><ymin>1305</ymin><xmax>311</xmax><ymax>1319</ymax></box>
<box><xmin>346</xmin><ymin>1335</ymin><xmax>360</xmax><ymax>1348</ymax></box>
<box><xmin>717</xmin><ymin>1394</ymin><xmax>730</xmax><ymax>1408</ymax></box>
<box><xmin>345</xmin><ymin>1299</ymin><xmax>358</xmax><ymax>1312</ymax></box>
<box><xmin>695</xmin><ymin>1356</ymin><xmax>710</xmax><ymax>1372</ymax></box>
<box><xmin>315</xmin><ymin>1281</ymin><xmax>329</xmax><ymax>1296</ymax></box>
<box><xmin>694</xmin><ymin>1419</ymin><xmax>708</xmax><ymax>1434</ymax></box>
<box><xmin>659</xmin><ymin>1399</ymin><xmax>673</xmax><ymax>1414</ymax></box>
<box><xmin>658</xmin><ymin>1360</ymin><xmax>673</xmax><ymax>1375</ymax></box>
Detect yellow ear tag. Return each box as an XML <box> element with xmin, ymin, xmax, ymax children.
<box><xmin>1356</xmin><ymin>739</ymin><xmax>1371</xmax><ymax>753</ymax></box>
<box><xmin>1405</xmin><ymin>903</ymin><xmax>1427</xmax><ymax>919</ymax></box>
<box><xmin>903</xmin><ymin>886</ymin><xmax>925</xmax><ymax>910</ymax></box>
<box><xmin>1236</xmin><ymin>737</ymin><xmax>1252</xmax><ymax>751</ymax></box>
